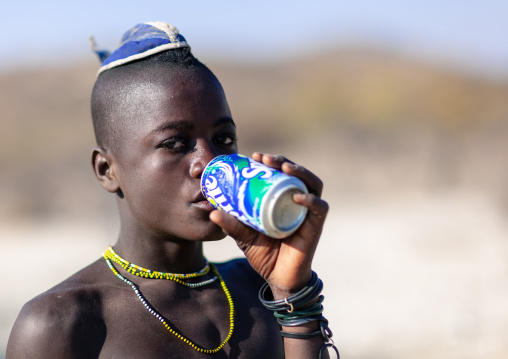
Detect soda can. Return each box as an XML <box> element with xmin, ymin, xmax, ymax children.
<box><xmin>201</xmin><ymin>154</ymin><xmax>308</xmax><ymax>238</ymax></box>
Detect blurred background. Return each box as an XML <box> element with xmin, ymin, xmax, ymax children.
<box><xmin>1</xmin><ymin>1</ymin><xmax>508</xmax><ymax>358</ymax></box>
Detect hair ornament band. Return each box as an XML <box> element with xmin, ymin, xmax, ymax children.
<box><xmin>91</xmin><ymin>22</ymin><xmax>190</xmax><ymax>76</ymax></box>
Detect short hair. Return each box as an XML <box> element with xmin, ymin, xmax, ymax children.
<box><xmin>91</xmin><ymin>47</ymin><xmax>210</xmax><ymax>150</ymax></box>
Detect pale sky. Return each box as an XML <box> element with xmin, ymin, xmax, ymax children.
<box><xmin>1</xmin><ymin>0</ymin><xmax>506</xmax><ymax>76</ymax></box>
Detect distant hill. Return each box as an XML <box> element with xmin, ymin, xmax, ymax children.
<box><xmin>2</xmin><ymin>48</ymin><xmax>508</xmax><ymax>222</ymax></box>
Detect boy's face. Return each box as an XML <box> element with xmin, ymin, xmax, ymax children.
<box><xmin>110</xmin><ymin>67</ymin><xmax>237</xmax><ymax>242</ymax></box>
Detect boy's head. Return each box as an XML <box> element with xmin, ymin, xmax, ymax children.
<box><xmin>91</xmin><ymin>46</ymin><xmax>211</xmax><ymax>151</ymax></box>
<box><xmin>90</xmin><ymin>22</ymin><xmax>237</xmax><ymax>241</ymax></box>
<box><xmin>91</xmin><ymin>22</ymin><xmax>212</xmax><ymax>152</ymax></box>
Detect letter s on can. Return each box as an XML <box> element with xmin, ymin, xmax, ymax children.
<box><xmin>241</xmin><ymin>162</ymin><xmax>273</xmax><ymax>179</ymax></box>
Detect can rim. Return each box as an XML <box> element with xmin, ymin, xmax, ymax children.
<box><xmin>261</xmin><ymin>177</ymin><xmax>308</xmax><ymax>239</ymax></box>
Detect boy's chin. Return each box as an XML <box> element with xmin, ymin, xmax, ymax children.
<box><xmin>200</xmin><ymin>224</ymin><xmax>228</xmax><ymax>242</ymax></box>
<box><xmin>184</xmin><ymin>221</ymin><xmax>228</xmax><ymax>242</ymax></box>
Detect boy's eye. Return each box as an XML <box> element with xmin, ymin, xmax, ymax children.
<box><xmin>160</xmin><ymin>137</ymin><xmax>187</xmax><ymax>151</ymax></box>
<box><xmin>215</xmin><ymin>134</ymin><xmax>237</xmax><ymax>146</ymax></box>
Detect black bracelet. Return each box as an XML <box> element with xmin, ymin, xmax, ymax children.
<box><xmin>277</xmin><ymin>315</ymin><xmax>325</xmax><ymax>327</ymax></box>
<box><xmin>258</xmin><ymin>271</ymin><xmax>323</xmax><ymax>312</ymax></box>
<box><xmin>280</xmin><ymin>329</ymin><xmax>322</xmax><ymax>339</ymax></box>
<box><xmin>274</xmin><ymin>295</ymin><xmax>325</xmax><ymax>326</ymax></box>
<box><xmin>274</xmin><ymin>295</ymin><xmax>324</xmax><ymax>318</ymax></box>
<box><xmin>320</xmin><ymin>343</ymin><xmax>340</xmax><ymax>359</ymax></box>
<box><xmin>258</xmin><ymin>271</ymin><xmax>340</xmax><ymax>358</ymax></box>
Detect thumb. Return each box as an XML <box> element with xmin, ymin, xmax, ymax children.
<box><xmin>209</xmin><ymin>210</ymin><xmax>257</xmax><ymax>245</ymax></box>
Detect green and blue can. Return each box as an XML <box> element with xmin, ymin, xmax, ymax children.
<box><xmin>201</xmin><ymin>154</ymin><xmax>308</xmax><ymax>238</ymax></box>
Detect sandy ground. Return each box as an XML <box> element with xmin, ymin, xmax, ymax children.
<box><xmin>1</xmin><ymin>190</ymin><xmax>508</xmax><ymax>358</ymax></box>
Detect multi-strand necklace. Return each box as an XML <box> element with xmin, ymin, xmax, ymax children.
<box><xmin>104</xmin><ymin>246</ymin><xmax>217</xmax><ymax>287</ymax></box>
<box><xmin>103</xmin><ymin>246</ymin><xmax>235</xmax><ymax>354</ymax></box>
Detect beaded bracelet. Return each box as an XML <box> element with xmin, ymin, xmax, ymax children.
<box><xmin>258</xmin><ymin>271</ymin><xmax>340</xmax><ymax>359</ymax></box>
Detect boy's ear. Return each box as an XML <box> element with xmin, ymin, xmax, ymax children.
<box><xmin>91</xmin><ymin>147</ymin><xmax>120</xmax><ymax>193</ymax></box>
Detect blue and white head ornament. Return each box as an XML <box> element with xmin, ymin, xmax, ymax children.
<box><xmin>91</xmin><ymin>22</ymin><xmax>190</xmax><ymax>75</ymax></box>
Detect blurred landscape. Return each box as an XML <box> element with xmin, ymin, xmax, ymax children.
<box><xmin>1</xmin><ymin>47</ymin><xmax>508</xmax><ymax>358</ymax></box>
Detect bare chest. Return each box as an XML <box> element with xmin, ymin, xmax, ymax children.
<box><xmin>98</xmin><ymin>284</ymin><xmax>284</xmax><ymax>359</ymax></box>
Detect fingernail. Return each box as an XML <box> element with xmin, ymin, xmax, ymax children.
<box><xmin>292</xmin><ymin>193</ymin><xmax>303</xmax><ymax>201</ymax></box>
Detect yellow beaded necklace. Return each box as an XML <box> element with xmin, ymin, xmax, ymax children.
<box><xmin>103</xmin><ymin>248</ymin><xmax>235</xmax><ymax>354</ymax></box>
<box><xmin>104</xmin><ymin>246</ymin><xmax>217</xmax><ymax>287</ymax></box>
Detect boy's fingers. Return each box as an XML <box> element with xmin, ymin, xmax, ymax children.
<box><xmin>252</xmin><ymin>152</ymin><xmax>323</xmax><ymax>197</ymax></box>
<box><xmin>261</xmin><ymin>153</ymin><xmax>294</xmax><ymax>168</ymax></box>
<box><xmin>252</xmin><ymin>152</ymin><xmax>294</xmax><ymax>169</ymax></box>
<box><xmin>282</xmin><ymin>162</ymin><xmax>323</xmax><ymax>197</ymax></box>
<box><xmin>293</xmin><ymin>193</ymin><xmax>329</xmax><ymax>227</ymax></box>
<box><xmin>209</xmin><ymin>210</ymin><xmax>257</xmax><ymax>245</ymax></box>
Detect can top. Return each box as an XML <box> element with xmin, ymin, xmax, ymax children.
<box><xmin>261</xmin><ymin>177</ymin><xmax>308</xmax><ymax>238</ymax></box>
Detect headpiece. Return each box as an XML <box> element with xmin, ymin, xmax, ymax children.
<box><xmin>90</xmin><ymin>22</ymin><xmax>190</xmax><ymax>75</ymax></box>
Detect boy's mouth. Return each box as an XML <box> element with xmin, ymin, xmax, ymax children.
<box><xmin>191</xmin><ymin>193</ymin><xmax>214</xmax><ymax>211</ymax></box>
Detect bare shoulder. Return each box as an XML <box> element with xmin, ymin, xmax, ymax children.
<box><xmin>6</xmin><ymin>258</ymin><xmax>111</xmax><ymax>359</ymax></box>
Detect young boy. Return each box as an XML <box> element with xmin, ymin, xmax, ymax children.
<box><xmin>7</xmin><ymin>22</ymin><xmax>337</xmax><ymax>358</ymax></box>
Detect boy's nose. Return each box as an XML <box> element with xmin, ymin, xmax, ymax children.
<box><xmin>189</xmin><ymin>140</ymin><xmax>219</xmax><ymax>179</ymax></box>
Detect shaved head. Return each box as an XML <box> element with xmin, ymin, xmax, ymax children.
<box><xmin>91</xmin><ymin>48</ymin><xmax>213</xmax><ymax>153</ymax></box>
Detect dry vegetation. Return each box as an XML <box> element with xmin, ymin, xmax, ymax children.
<box><xmin>1</xmin><ymin>48</ymin><xmax>508</xmax><ymax>221</ymax></box>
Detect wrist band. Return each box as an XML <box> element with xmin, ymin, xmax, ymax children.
<box><xmin>258</xmin><ymin>271</ymin><xmax>323</xmax><ymax>312</ymax></box>
<box><xmin>274</xmin><ymin>295</ymin><xmax>325</xmax><ymax>326</ymax></box>
<box><xmin>258</xmin><ymin>271</ymin><xmax>339</xmax><ymax>358</ymax></box>
<box><xmin>320</xmin><ymin>343</ymin><xmax>340</xmax><ymax>359</ymax></box>
<box><xmin>280</xmin><ymin>329</ymin><xmax>322</xmax><ymax>339</ymax></box>
<box><xmin>277</xmin><ymin>315</ymin><xmax>325</xmax><ymax>327</ymax></box>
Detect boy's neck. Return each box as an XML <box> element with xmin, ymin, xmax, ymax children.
<box><xmin>112</xmin><ymin>231</ymin><xmax>206</xmax><ymax>274</ymax></box>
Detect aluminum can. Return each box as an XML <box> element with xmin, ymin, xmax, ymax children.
<box><xmin>201</xmin><ymin>154</ymin><xmax>308</xmax><ymax>238</ymax></box>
